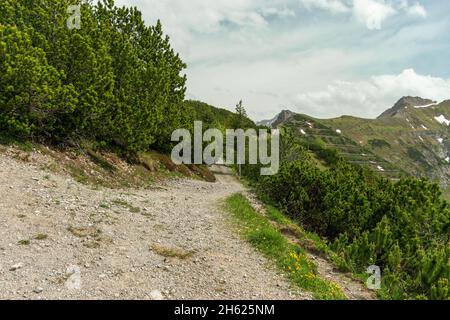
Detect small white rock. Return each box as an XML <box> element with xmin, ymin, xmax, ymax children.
<box><xmin>33</xmin><ymin>287</ymin><xmax>43</xmax><ymax>294</ymax></box>
<box><xmin>10</xmin><ymin>263</ymin><xmax>23</xmax><ymax>271</ymax></box>
<box><xmin>149</xmin><ymin>290</ymin><xmax>164</xmax><ymax>300</ymax></box>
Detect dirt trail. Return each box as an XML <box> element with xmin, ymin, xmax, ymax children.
<box><xmin>0</xmin><ymin>153</ymin><xmax>310</xmax><ymax>300</ymax></box>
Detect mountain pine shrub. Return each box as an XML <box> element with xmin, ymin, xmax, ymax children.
<box><xmin>0</xmin><ymin>0</ymin><xmax>187</xmax><ymax>152</ymax></box>
<box><xmin>242</xmin><ymin>133</ymin><xmax>450</xmax><ymax>300</ymax></box>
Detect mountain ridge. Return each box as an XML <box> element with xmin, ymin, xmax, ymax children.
<box><xmin>377</xmin><ymin>96</ymin><xmax>436</xmax><ymax>119</ymax></box>
<box><xmin>259</xmin><ymin>96</ymin><xmax>450</xmax><ymax>189</ymax></box>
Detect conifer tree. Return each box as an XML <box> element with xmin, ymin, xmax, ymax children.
<box><xmin>234</xmin><ymin>100</ymin><xmax>248</xmax><ymax>129</ymax></box>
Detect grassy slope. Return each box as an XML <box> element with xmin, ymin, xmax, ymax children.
<box><xmin>0</xmin><ymin>99</ymin><xmax>248</xmax><ymax>189</ymax></box>
<box><xmin>281</xmin><ymin>100</ymin><xmax>450</xmax><ymax>189</ymax></box>
<box><xmin>282</xmin><ymin>114</ymin><xmax>402</xmax><ymax>177</ymax></box>
<box><xmin>323</xmin><ymin>107</ymin><xmax>450</xmax><ymax>180</ymax></box>
<box><xmin>0</xmin><ymin>138</ymin><xmax>215</xmax><ymax>189</ymax></box>
<box><xmin>183</xmin><ymin>100</ymin><xmax>256</xmax><ymax>129</ymax></box>
<box><xmin>225</xmin><ymin>194</ymin><xmax>346</xmax><ymax>300</ymax></box>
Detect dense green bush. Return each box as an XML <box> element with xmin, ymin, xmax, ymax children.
<box><xmin>257</xmin><ymin>160</ymin><xmax>388</xmax><ymax>239</ymax></box>
<box><xmin>242</xmin><ymin>131</ymin><xmax>450</xmax><ymax>300</ymax></box>
<box><xmin>302</xmin><ymin>138</ymin><xmax>342</xmax><ymax>166</ymax></box>
<box><xmin>330</xmin><ymin>178</ymin><xmax>449</xmax><ymax>299</ymax></box>
<box><xmin>0</xmin><ymin>0</ymin><xmax>187</xmax><ymax>152</ymax></box>
<box><xmin>0</xmin><ymin>25</ymin><xmax>77</xmax><ymax>139</ymax></box>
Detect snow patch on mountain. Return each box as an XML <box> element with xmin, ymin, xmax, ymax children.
<box><xmin>414</xmin><ymin>103</ymin><xmax>437</xmax><ymax>109</ymax></box>
<box><xmin>435</xmin><ymin>115</ymin><xmax>450</xmax><ymax>126</ymax></box>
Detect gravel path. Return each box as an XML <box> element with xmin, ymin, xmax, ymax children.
<box><xmin>0</xmin><ymin>152</ymin><xmax>308</xmax><ymax>300</ymax></box>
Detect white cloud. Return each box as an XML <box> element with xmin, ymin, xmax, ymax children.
<box><xmin>407</xmin><ymin>3</ymin><xmax>427</xmax><ymax>18</ymax></box>
<box><xmin>295</xmin><ymin>69</ymin><xmax>450</xmax><ymax>118</ymax></box>
<box><xmin>299</xmin><ymin>0</ymin><xmax>350</xmax><ymax>14</ymax></box>
<box><xmin>113</xmin><ymin>0</ymin><xmax>440</xmax><ymax>122</ymax></box>
<box><xmin>353</xmin><ymin>0</ymin><xmax>397</xmax><ymax>30</ymax></box>
<box><xmin>261</xmin><ymin>7</ymin><xmax>296</xmax><ymax>17</ymax></box>
<box><xmin>114</xmin><ymin>0</ymin><xmax>429</xmax><ymax>58</ymax></box>
<box><xmin>115</xmin><ymin>0</ymin><xmax>300</xmax><ymax>56</ymax></box>
<box><xmin>114</xmin><ymin>0</ymin><xmax>292</xmax><ymax>33</ymax></box>
<box><xmin>300</xmin><ymin>0</ymin><xmax>427</xmax><ymax>29</ymax></box>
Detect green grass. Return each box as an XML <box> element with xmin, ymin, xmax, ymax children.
<box><xmin>260</xmin><ymin>202</ymin><xmax>336</xmax><ymax>261</ymax></box>
<box><xmin>0</xmin><ymin>132</ymin><xmax>33</xmax><ymax>151</ymax></box>
<box><xmin>225</xmin><ymin>194</ymin><xmax>346</xmax><ymax>300</ymax></box>
<box><xmin>265</xmin><ymin>205</ymin><xmax>292</xmax><ymax>225</ymax></box>
<box><xmin>34</xmin><ymin>234</ymin><xmax>48</xmax><ymax>240</ymax></box>
<box><xmin>112</xmin><ymin>199</ymin><xmax>141</xmax><ymax>213</ymax></box>
<box><xmin>368</xmin><ymin>139</ymin><xmax>391</xmax><ymax>149</ymax></box>
<box><xmin>99</xmin><ymin>203</ymin><xmax>110</xmax><ymax>209</ymax></box>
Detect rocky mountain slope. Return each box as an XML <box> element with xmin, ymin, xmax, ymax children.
<box><xmin>258</xmin><ymin>110</ymin><xmax>295</xmax><ymax>128</ymax></box>
<box><xmin>260</xmin><ymin>97</ymin><xmax>450</xmax><ymax>188</ymax></box>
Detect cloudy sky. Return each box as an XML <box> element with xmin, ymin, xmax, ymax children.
<box><xmin>115</xmin><ymin>0</ymin><xmax>450</xmax><ymax>120</ymax></box>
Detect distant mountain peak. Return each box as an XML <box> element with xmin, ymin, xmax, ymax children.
<box><xmin>258</xmin><ymin>110</ymin><xmax>296</xmax><ymax>128</ymax></box>
<box><xmin>378</xmin><ymin>96</ymin><xmax>436</xmax><ymax>119</ymax></box>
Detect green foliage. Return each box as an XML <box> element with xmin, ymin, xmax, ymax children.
<box><xmin>256</xmin><ymin>160</ymin><xmax>387</xmax><ymax>239</ymax></box>
<box><xmin>0</xmin><ymin>25</ymin><xmax>77</xmax><ymax>139</ymax></box>
<box><xmin>241</xmin><ymin>131</ymin><xmax>450</xmax><ymax>300</ymax></box>
<box><xmin>234</xmin><ymin>100</ymin><xmax>248</xmax><ymax>129</ymax></box>
<box><xmin>0</xmin><ymin>0</ymin><xmax>187</xmax><ymax>152</ymax></box>
<box><xmin>182</xmin><ymin>100</ymin><xmax>255</xmax><ymax>132</ymax></box>
<box><xmin>0</xmin><ymin>0</ymin><xmax>257</xmax><ymax>154</ymax></box>
<box><xmin>368</xmin><ymin>139</ymin><xmax>391</xmax><ymax>149</ymax></box>
<box><xmin>303</xmin><ymin>138</ymin><xmax>342</xmax><ymax>166</ymax></box>
<box><xmin>407</xmin><ymin>147</ymin><xmax>431</xmax><ymax>168</ymax></box>
<box><xmin>225</xmin><ymin>193</ymin><xmax>346</xmax><ymax>300</ymax></box>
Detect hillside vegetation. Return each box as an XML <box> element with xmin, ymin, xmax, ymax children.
<box><xmin>245</xmin><ymin>114</ymin><xmax>450</xmax><ymax>300</ymax></box>
<box><xmin>0</xmin><ymin>0</ymin><xmax>252</xmax><ymax>155</ymax></box>
<box><xmin>1</xmin><ymin>0</ymin><xmax>187</xmax><ymax>152</ymax></box>
<box><xmin>0</xmin><ymin>0</ymin><xmax>255</xmax><ymax>185</ymax></box>
<box><xmin>263</xmin><ymin>97</ymin><xmax>450</xmax><ymax>187</ymax></box>
<box><xmin>324</xmin><ymin>99</ymin><xmax>450</xmax><ymax>188</ymax></box>
<box><xmin>1</xmin><ymin>0</ymin><xmax>449</xmax><ymax>301</ymax></box>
